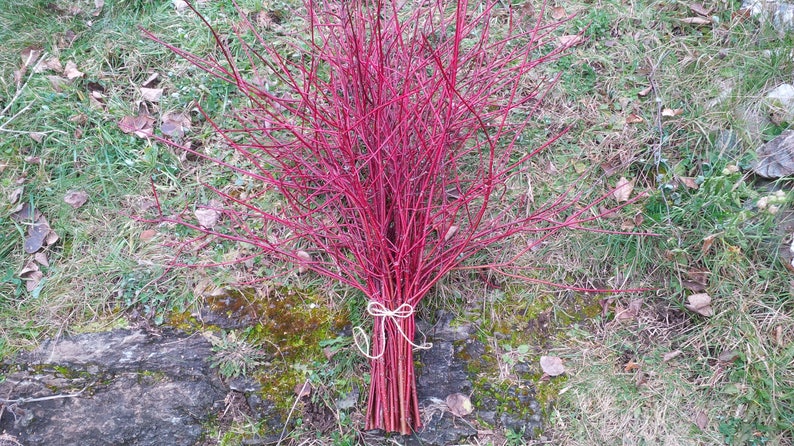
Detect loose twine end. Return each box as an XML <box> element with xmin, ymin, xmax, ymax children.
<box><xmin>352</xmin><ymin>301</ymin><xmax>432</xmax><ymax>360</ymax></box>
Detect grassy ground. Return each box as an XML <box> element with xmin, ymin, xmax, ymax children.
<box><xmin>1</xmin><ymin>0</ymin><xmax>792</xmax><ymax>445</ymax></box>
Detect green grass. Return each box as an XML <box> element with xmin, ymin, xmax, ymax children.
<box><xmin>1</xmin><ymin>0</ymin><xmax>793</xmax><ymax>444</ymax></box>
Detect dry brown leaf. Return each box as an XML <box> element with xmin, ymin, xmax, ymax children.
<box><xmin>64</xmin><ymin>190</ymin><xmax>88</xmax><ymax>209</ymax></box>
<box><xmin>64</xmin><ymin>60</ymin><xmax>84</xmax><ymax>80</ymax></box>
<box><xmin>160</xmin><ymin>112</ymin><xmax>191</xmax><ymax>138</ymax></box>
<box><xmin>717</xmin><ymin>349</ymin><xmax>740</xmax><ymax>363</ymax></box>
<box><xmin>174</xmin><ymin>0</ymin><xmax>189</xmax><ymax>12</ymax></box>
<box><xmin>141</xmin><ymin>72</ymin><xmax>160</xmax><ymax>88</ymax></box>
<box><xmin>680</xmin><ymin>16</ymin><xmax>712</xmax><ymax>25</ymax></box>
<box><xmin>8</xmin><ymin>187</ymin><xmax>23</xmax><ymax>205</ymax></box>
<box><xmin>294</xmin><ymin>380</ymin><xmax>311</xmax><ymax>398</ymax></box>
<box><xmin>140</xmin><ymin>87</ymin><xmax>163</xmax><ymax>102</ymax></box>
<box><xmin>92</xmin><ymin>0</ymin><xmax>104</xmax><ymax>16</ymax></box>
<box><xmin>689</xmin><ymin>3</ymin><xmax>713</xmax><ymax>16</ymax></box>
<box><xmin>34</xmin><ymin>57</ymin><xmax>63</xmax><ymax>74</ymax></box>
<box><xmin>693</xmin><ymin>410</ymin><xmax>709</xmax><ymax>430</ymax></box>
<box><xmin>613</xmin><ymin>177</ymin><xmax>634</xmax><ymax>202</ymax></box>
<box><xmin>626</xmin><ymin>113</ymin><xmax>644</xmax><ymax>124</ymax></box>
<box><xmin>20</xmin><ymin>47</ymin><xmax>42</xmax><ymax>68</ymax></box>
<box><xmin>616</xmin><ymin>298</ymin><xmax>643</xmax><ymax>322</ymax></box>
<box><xmin>663</xmin><ymin>350</ymin><xmax>683</xmax><ymax>362</ymax></box>
<box><xmin>139</xmin><ymin>229</ymin><xmax>157</xmax><ymax>242</ymax></box>
<box><xmin>558</xmin><ymin>34</ymin><xmax>585</xmax><ymax>47</ymax></box>
<box><xmin>551</xmin><ymin>6</ymin><xmax>566</xmax><ymax>20</ymax></box>
<box><xmin>118</xmin><ymin>114</ymin><xmax>155</xmax><ymax>138</ymax></box>
<box><xmin>445</xmin><ymin>393</ymin><xmax>474</xmax><ymax>417</ymax></box>
<box><xmin>23</xmin><ymin>270</ymin><xmax>44</xmax><ymax>292</ymax></box>
<box><xmin>623</xmin><ymin>360</ymin><xmax>641</xmax><ymax>372</ymax></box>
<box><xmin>297</xmin><ymin>250</ymin><xmax>312</xmax><ymax>273</ymax></box>
<box><xmin>34</xmin><ymin>252</ymin><xmax>49</xmax><ymax>267</ymax></box>
<box><xmin>19</xmin><ymin>260</ymin><xmax>39</xmax><ymax>277</ymax></box>
<box><xmin>637</xmin><ymin>86</ymin><xmax>653</xmax><ymax>97</ymax></box>
<box><xmin>679</xmin><ymin>176</ymin><xmax>699</xmax><ymax>189</ymax></box>
<box><xmin>701</xmin><ymin>234</ymin><xmax>717</xmax><ymax>254</ymax></box>
<box><xmin>24</xmin><ymin>217</ymin><xmax>51</xmax><ymax>254</ymax></box>
<box><xmin>685</xmin><ymin>293</ymin><xmax>713</xmax><ymax>317</ymax></box>
<box><xmin>540</xmin><ymin>356</ymin><xmax>566</xmax><ymax>376</ymax></box>
<box><xmin>45</xmin><ymin>228</ymin><xmax>59</xmax><ymax>246</ymax></box>
<box><xmin>444</xmin><ymin>225</ymin><xmax>458</xmax><ymax>242</ymax></box>
<box><xmin>662</xmin><ymin>108</ymin><xmax>684</xmax><ymax>117</ymax></box>
<box><xmin>194</xmin><ymin>208</ymin><xmax>220</xmax><ymax>229</ymax></box>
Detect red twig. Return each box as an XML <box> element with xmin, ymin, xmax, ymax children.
<box><xmin>143</xmin><ymin>0</ymin><xmax>643</xmax><ymax>434</ymax></box>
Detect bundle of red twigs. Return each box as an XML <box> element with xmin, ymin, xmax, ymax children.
<box><xmin>145</xmin><ymin>0</ymin><xmax>642</xmax><ymax>434</ymax></box>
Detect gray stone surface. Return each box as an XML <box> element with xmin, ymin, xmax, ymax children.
<box><xmin>0</xmin><ymin>329</ymin><xmax>225</xmax><ymax>446</ymax></box>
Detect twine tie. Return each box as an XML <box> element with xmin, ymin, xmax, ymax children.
<box><xmin>353</xmin><ymin>301</ymin><xmax>432</xmax><ymax>360</ymax></box>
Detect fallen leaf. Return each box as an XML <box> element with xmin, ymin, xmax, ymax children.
<box><xmin>693</xmin><ymin>410</ymin><xmax>709</xmax><ymax>430</ymax></box>
<box><xmin>752</xmin><ymin>130</ymin><xmax>794</xmax><ymax>178</ymax></box>
<box><xmin>140</xmin><ymin>87</ymin><xmax>163</xmax><ymax>102</ymax></box>
<box><xmin>662</xmin><ymin>108</ymin><xmax>684</xmax><ymax>117</ymax></box>
<box><xmin>663</xmin><ymin>350</ymin><xmax>683</xmax><ymax>362</ymax></box>
<box><xmin>445</xmin><ymin>393</ymin><xmax>474</xmax><ymax>417</ymax></box>
<box><xmin>689</xmin><ymin>3</ymin><xmax>713</xmax><ymax>16</ymax></box>
<box><xmin>678</xmin><ymin>176</ymin><xmax>699</xmax><ymax>189</ymax></box>
<box><xmin>141</xmin><ymin>72</ymin><xmax>159</xmax><ymax>88</ymax></box>
<box><xmin>294</xmin><ymin>380</ymin><xmax>311</xmax><ymax>398</ymax></box>
<box><xmin>717</xmin><ymin>349</ymin><xmax>740</xmax><ymax>363</ymax></box>
<box><xmin>118</xmin><ymin>113</ymin><xmax>155</xmax><ymax>138</ymax></box>
<box><xmin>92</xmin><ymin>0</ymin><xmax>104</xmax><ymax>16</ymax></box>
<box><xmin>64</xmin><ymin>60</ymin><xmax>84</xmax><ymax>80</ymax></box>
<box><xmin>615</xmin><ymin>298</ymin><xmax>643</xmax><ymax>322</ymax></box>
<box><xmin>24</xmin><ymin>217</ymin><xmax>51</xmax><ymax>254</ymax></box>
<box><xmin>297</xmin><ymin>250</ymin><xmax>312</xmax><ymax>273</ymax></box>
<box><xmin>8</xmin><ymin>187</ymin><xmax>23</xmax><ymax>205</ymax></box>
<box><xmin>681</xmin><ymin>280</ymin><xmax>707</xmax><ymax>292</ymax></box>
<box><xmin>59</xmin><ymin>30</ymin><xmax>78</xmax><ymax>48</ymax></box>
<box><xmin>626</xmin><ymin>113</ymin><xmax>644</xmax><ymax>124</ymax></box>
<box><xmin>194</xmin><ymin>208</ymin><xmax>220</xmax><ymax>229</ymax></box>
<box><xmin>551</xmin><ymin>6</ymin><xmax>566</xmax><ymax>20</ymax></box>
<box><xmin>13</xmin><ymin>69</ymin><xmax>24</xmax><ymax>87</ymax></box>
<box><xmin>160</xmin><ymin>112</ymin><xmax>191</xmax><ymax>138</ymax></box>
<box><xmin>34</xmin><ymin>252</ymin><xmax>49</xmax><ymax>267</ymax></box>
<box><xmin>701</xmin><ymin>234</ymin><xmax>717</xmax><ymax>254</ymax></box>
<box><xmin>19</xmin><ymin>260</ymin><xmax>39</xmax><ymax>277</ymax></box>
<box><xmin>64</xmin><ymin>190</ymin><xmax>88</xmax><ymax>209</ymax></box>
<box><xmin>540</xmin><ymin>355</ymin><xmax>566</xmax><ymax>376</ymax></box>
<box><xmin>34</xmin><ymin>57</ymin><xmax>63</xmax><ymax>73</ymax></box>
<box><xmin>139</xmin><ymin>229</ymin><xmax>157</xmax><ymax>242</ymax></box>
<box><xmin>680</xmin><ymin>16</ymin><xmax>712</xmax><ymax>25</ymax></box>
<box><xmin>624</xmin><ymin>359</ymin><xmax>641</xmax><ymax>372</ymax></box>
<box><xmin>28</xmin><ymin>132</ymin><xmax>45</xmax><ymax>143</ymax></box>
<box><xmin>20</xmin><ymin>46</ymin><xmax>42</xmax><ymax>68</ymax></box>
<box><xmin>444</xmin><ymin>225</ymin><xmax>458</xmax><ymax>242</ymax></box>
<box><xmin>613</xmin><ymin>177</ymin><xmax>634</xmax><ymax>202</ymax></box>
<box><xmin>21</xmin><ymin>269</ymin><xmax>44</xmax><ymax>292</ymax></box>
<box><xmin>685</xmin><ymin>293</ymin><xmax>713</xmax><ymax>317</ymax></box>
<box><xmin>558</xmin><ymin>34</ymin><xmax>585</xmax><ymax>47</ymax></box>
<box><xmin>637</xmin><ymin>86</ymin><xmax>653</xmax><ymax>97</ymax></box>
<box><xmin>24</xmin><ymin>156</ymin><xmax>41</xmax><ymax>164</ymax></box>
<box><xmin>174</xmin><ymin>0</ymin><xmax>189</xmax><ymax>12</ymax></box>
<box><xmin>12</xmin><ymin>202</ymin><xmax>37</xmax><ymax>222</ymax></box>
<box><xmin>45</xmin><ymin>227</ymin><xmax>59</xmax><ymax>246</ymax></box>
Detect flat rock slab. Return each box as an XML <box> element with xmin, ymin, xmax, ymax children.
<box><xmin>0</xmin><ymin>329</ymin><xmax>225</xmax><ymax>446</ymax></box>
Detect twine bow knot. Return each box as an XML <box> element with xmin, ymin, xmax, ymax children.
<box><xmin>353</xmin><ymin>301</ymin><xmax>432</xmax><ymax>359</ymax></box>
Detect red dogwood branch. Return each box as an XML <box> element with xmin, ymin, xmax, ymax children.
<box><xmin>143</xmin><ymin>0</ymin><xmax>643</xmax><ymax>434</ymax></box>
